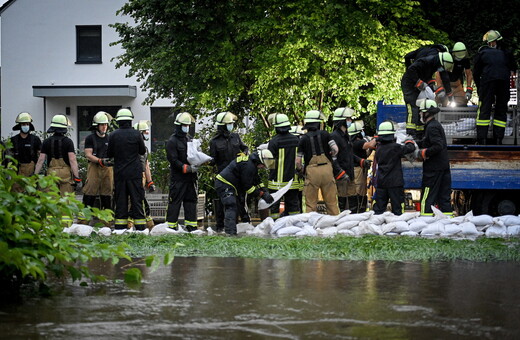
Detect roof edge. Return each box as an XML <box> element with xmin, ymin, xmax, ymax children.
<box><xmin>0</xmin><ymin>0</ymin><xmax>17</xmax><ymax>15</ymax></box>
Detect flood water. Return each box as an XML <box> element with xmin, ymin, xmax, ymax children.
<box><xmin>1</xmin><ymin>258</ymin><xmax>519</xmax><ymax>339</ymax></box>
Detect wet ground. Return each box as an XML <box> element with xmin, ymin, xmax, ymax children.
<box><xmin>1</xmin><ymin>258</ymin><xmax>519</xmax><ymax>339</ymax></box>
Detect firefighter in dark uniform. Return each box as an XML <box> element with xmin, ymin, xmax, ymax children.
<box><xmin>134</xmin><ymin>120</ymin><xmax>156</xmax><ymax>231</ymax></box>
<box><xmin>79</xmin><ymin>111</ymin><xmax>113</xmax><ymax>226</ymax></box>
<box><xmin>372</xmin><ymin>121</ymin><xmax>415</xmax><ymax>215</ymax></box>
<box><xmin>348</xmin><ymin>120</ymin><xmax>374</xmax><ymax>213</ymax></box>
<box><xmin>34</xmin><ymin>114</ymin><xmax>81</xmax><ymax>226</ymax></box>
<box><xmin>107</xmin><ymin>108</ymin><xmax>147</xmax><ymax>233</ymax></box>
<box><xmin>296</xmin><ymin>110</ymin><xmax>339</xmax><ymax>215</ymax></box>
<box><xmin>446</xmin><ymin>42</ymin><xmax>474</xmax><ymax>107</ymax></box>
<box><xmin>289</xmin><ymin>125</ymin><xmax>306</xmax><ymax>212</ymax></box>
<box><xmin>330</xmin><ymin>108</ymin><xmax>368</xmax><ymax>212</ymax></box>
<box><xmin>473</xmin><ymin>30</ymin><xmax>517</xmax><ymax>145</ymax></box>
<box><xmin>9</xmin><ymin>112</ymin><xmax>41</xmax><ymax>192</ymax></box>
<box><xmin>209</xmin><ymin>112</ymin><xmax>249</xmax><ymax>231</ymax></box>
<box><xmin>415</xmin><ymin>99</ymin><xmax>452</xmax><ymax>216</ymax></box>
<box><xmin>166</xmin><ymin>112</ymin><xmax>199</xmax><ymax>232</ymax></box>
<box><xmin>215</xmin><ymin>149</ymin><xmax>275</xmax><ymax>235</ymax></box>
<box><xmin>267</xmin><ymin>113</ymin><xmax>300</xmax><ymax>219</ymax></box>
<box><xmin>404</xmin><ymin>44</ymin><xmax>448</xmax><ymax>68</ymax></box>
<box><xmin>401</xmin><ymin>52</ymin><xmax>454</xmax><ymax>139</ymax></box>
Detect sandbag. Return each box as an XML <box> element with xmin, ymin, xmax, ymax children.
<box><xmin>295</xmin><ymin>225</ymin><xmax>318</xmax><ymax>236</ymax></box>
<box><xmin>335</xmin><ymin>211</ymin><xmax>373</xmax><ymax>225</ymax></box>
<box><xmin>420</xmin><ymin>222</ymin><xmax>445</xmax><ymax>236</ymax></box>
<box><xmin>97</xmin><ymin>227</ymin><xmax>112</xmax><ymax>236</ymax></box>
<box><xmin>258</xmin><ymin>179</ymin><xmax>294</xmax><ymax>210</ymax></box>
<box><xmin>386</xmin><ymin>220</ymin><xmax>410</xmax><ymax>233</ymax></box>
<box><xmin>384</xmin><ymin>211</ymin><xmax>419</xmax><ymax>224</ymax></box>
<box><xmin>237</xmin><ymin>223</ymin><xmax>254</xmax><ymax>234</ymax></box>
<box><xmin>507</xmin><ymin>225</ymin><xmax>520</xmax><ymax>237</ymax></box>
<box><xmin>442</xmin><ymin>223</ymin><xmax>462</xmax><ymax>236</ymax></box>
<box><xmin>408</xmin><ymin>220</ymin><xmax>428</xmax><ymax>233</ymax></box>
<box><xmin>468</xmin><ymin>214</ymin><xmax>494</xmax><ymax>226</ymax></box>
<box><xmin>337</xmin><ymin>229</ymin><xmax>355</xmax><ymax>236</ymax></box>
<box><xmin>316</xmin><ymin>210</ymin><xmax>349</xmax><ymax>229</ymax></box>
<box><xmin>336</xmin><ymin>220</ymin><xmax>360</xmax><ymax>231</ymax></box>
<box><xmin>459</xmin><ymin>222</ymin><xmax>480</xmax><ymax>236</ymax></box>
<box><xmin>277</xmin><ymin>226</ymin><xmax>303</xmax><ymax>236</ymax></box>
<box><xmin>321</xmin><ymin>227</ymin><xmax>338</xmax><ymax>237</ymax></box>
<box><xmin>495</xmin><ymin>215</ymin><xmax>520</xmax><ymax>227</ymax></box>
<box><xmin>485</xmin><ymin>224</ymin><xmax>507</xmax><ymax>238</ymax></box>
<box><xmin>401</xmin><ymin>231</ymin><xmax>419</xmax><ymax>237</ymax></box>
<box><xmin>187</xmin><ymin>139</ymin><xmax>212</xmax><ymax>166</ymax></box>
<box><xmin>255</xmin><ymin>217</ymin><xmax>275</xmax><ymax>234</ymax></box>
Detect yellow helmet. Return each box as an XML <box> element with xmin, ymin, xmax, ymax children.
<box><xmin>289</xmin><ymin>125</ymin><xmax>305</xmax><ymax>136</ymax></box>
<box><xmin>134</xmin><ymin>120</ymin><xmax>151</xmax><ymax>131</ymax></box>
<box><xmin>439</xmin><ymin>52</ymin><xmax>454</xmax><ymax>72</ymax></box>
<box><xmin>377</xmin><ymin>121</ymin><xmax>395</xmax><ymax>135</ymax></box>
<box><xmin>348</xmin><ymin>120</ymin><xmax>364</xmax><ymax>136</ymax></box>
<box><xmin>418</xmin><ymin>99</ymin><xmax>438</xmax><ymax>112</ymax></box>
<box><xmin>268</xmin><ymin>113</ymin><xmax>291</xmax><ymax>128</ymax></box>
<box><xmin>304</xmin><ymin>110</ymin><xmax>325</xmax><ymax>124</ymax></box>
<box><xmin>452</xmin><ymin>42</ymin><xmax>467</xmax><ymax>60</ymax></box>
<box><xmin>215</xmin><ymin>111</ymin><xmax>237</xmax><ymax>125</ymax></box>
<box><xmin>15</xmin><ymin>112</ymin><xmax>33</xmax><ymax>124</ymax></box>
<box><xmin>50</xmin><ymin>114</ymin><xmax>71</xmax><ymax>128</ymax></box>
<box><xmin>332</xmin><ymin>107</ymin><xmax>355</xmax><ymax>121</ymax></box>
<box><xmin>175</xmin><ymin>112</ymin><xmax>195</xmax><ymax>125</ymax></box>
<box><xmin>115</xmin><ymin>108</ymin><xmax>134</xmax><ymax>121</ymax></box>
<box><xmin>483</xmin><ymin>30</ymin><xmax>502</xmax><ymax>43</ymax></box>
<box><xmin>258</xmin><ymin>148</ymin><xmax>275</xmax><ymax>169</ymax></box>
<box><xmin>92</xmin><ymin>111</ymin><xmax>111</xmax><ymax>126</ymax></box>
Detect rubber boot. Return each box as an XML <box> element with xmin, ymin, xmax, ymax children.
<box><xmin>347</xmin><ymin>196</ymin><xmax>359</xmax><ymax>213</ymax></box>
<box><xmin>146</xmin><ymin>216</ymin><xmax>155</xmax><ymax>230</ymax></box>
<box><xmin>338</xmin><ymin>196</ymin><xmax>347</xmax><ymax>212</ymax></box>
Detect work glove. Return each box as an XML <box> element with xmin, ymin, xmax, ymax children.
<box><xmin>435</xmin><ymin>88</ymin><xmax>447</xmax><ymax>101</ymax></box>
<box><xmin>183</xmin><ymin>164</ymin><xmax>198</xmax><ymax>173</ymax></box>
<box><xmin>261</xmin><ymin>191</ymin><xmax>274</xmax><ymax>204</ymax></box>
<box><xmin>146</xmin><ymin>181</ymin><xmax>156</xmax><ymax>193</ymax></box>
<box><xmin>415</xmin><ymin>79</ymin><xmax>427</xmax><ymax>91</ymax></box>
<box><xmin>465</xmin><ymin>87</ymin><xmax>473</xmax><ymax>101</ymax></box>
<box><xmin>98</xmin><ymin>158</ymin><xmax>113</xmax><ymax>167</ymax></box>
<box><xmin>361</xmin><ymin>159</ymin><xmax>372</xmax><ymax>170</ymax></box>
<box><xmin>415</xmin><ymin>148</ymin><xmax>428</xmax><ymax>161</ymax></box>
<box><xmin>72</xmin><ymin>176</ymin><xmax>82</xmax><ymax>190</ymax></box>
<box><xmin>335</xmin><ymin>170</ymin><xmax>349</xmax><ymax>182</ymax></box>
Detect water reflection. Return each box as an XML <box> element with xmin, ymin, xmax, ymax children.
<box><xmin>1</xmin><ymin>258</ymin><xmax>519</xmax><ymax>339</ymax></box>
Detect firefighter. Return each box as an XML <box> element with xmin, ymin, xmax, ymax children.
<box><xmin>107</xmin><ymin>108</ymin><xmax>147</xmax><ymax>233</ymax></box>
<box><xmin>79</xmin><ymin>111</ymin><xmax>114</xmax><ymax>226</ymax></box>
<box><xmin>9</xmin><ymin>112</ymin><xmax>41</xmax><ymax>192</ymax></box>
<box><xmin>404</xmin><ymin>44</ymin><xmax>448</xmax><ymax>68</ymax></box>
<box><xmin>330</xmin><ymin>108</ymin><xmax>369</xmax><ymax>212</ymax></box>
<box><xmin>34</xmin><ymin>114</ymin><xmax>81</xmax><ymax>226</ymax></box>
<box><xmin>348</xmin><ymin>120</ymin><xmax>375</xmax><ymax>213</ymax></box>
<box><xmin>401</xmin><ymin>51</ymin><xmax>454</xmax><ymax>139</ymax></box>
<box><xmin>289</xmin><ymin>125</ymin><xmax>306</xmax><ymax>212</ymax></box>
<box><xmin>215</xmin><ymin>149</ymin><xmax>275</xmax><ymax>235</ymax></box>
<box><xmin>372</xmin><ymin>121</ymin><xmax>415</xmax><ymax>215</ymax></box>
<box><xmin>134</xmin><ymin>120</ymin><xmax>156</xmax><ymax>230</ymax></box>
<box><xmin>473</xmin><ymin>30</ymin><xmax>517</xmax><ymax>145</ymax></box>
<box><xmin>296</xmin><ymin>110</ymin><xmax>339</xmax><ymax>215</ymax></box>
<box><xmin>445</xmin><ymin>42</ymin><xmax>474</xmax><ymax>107</ymax></box>
<box><xmin>165</xmin><ymin>112</ymin><xmax>199</xmax><ymax>232</ymax></box>
<box><xmin>415</xmin><ymin>99</ymin><xmax>452</xmax><ymax>216</ymax></box>
<box><xmin>209</xmin><ymin>111</ymin><xmax>249</xmax><ymax>232</ymax></box>
<box><xmin>266</xmin><ymin>113</ymin><xmax>300</xmax><ymax>219</ymax></box>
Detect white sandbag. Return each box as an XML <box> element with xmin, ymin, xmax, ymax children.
<box><xmin>468</xmin><ymin>214</ymin><xmax>494</xmax><ymax>226</ymax></box>
<box><xmin>485</xmin><ymin>224</ymin><xmax>507</xmax><ymax>238</ymax></box>
<box><xmin>97</xmin><ymin>227</ymin><xmax>112</xmax><ymax>236</ymax></box>
<box><xmin>410</xmin><ymin>216</ymin><xmax>438</xmax><ymax>224</ymax></box>
<box><xmin>381</xmin><ymin>223</ymin><xmax>398</xmax><ymax>235</ymax></box>
<box><xmin>459</xmin><ymin>222</ymin><xmax>480</xmax><ymax>236</ymax></box>
<box><xmin>277</xmin><ymin>226</ymin><xmax>302</xmax><ymax>236</ymax></box>
<box><xmin>258</xmin><ymin>179</ymin><xmax>294</xmax><ymax>210</ymax></box>
<box><xmin>442</xmin><ymin>223</ymin><xmax>462</xmax><ymax>236</ymax></box>
<box><xmin>308</xmin><ymin>212</ymin><xmax>325</xmax><ymax>226</ymax></box>
<box><xmin>187</xmin><ymin>139</ymin><xmax>212</xmax><ymax>166</ymax></box>
<box><xmin>507</xmin><ymin>225</ymin><xmax>520</xmax><ymax>237</ymax></box>
<box><xmin>401</xmin><ymin>231</ymin><xmax>419</xmax><ymax>237</ymax></box>
<box><xmin>337</xmin><ymin>229</ymin><xmax>355</xmax><ymax>236</ymax></box>
<box><xmin>446</xmin><ymin>215</ymin><xmax>465</xmax><ymax>224</ymax></box>
<box><xmin>237</xmin><ymin>222</ymin><xmax>254</xmax><ymax>234</ymax></box>
<box><xmin>358</xmin><ymin>221</ymin><xmax>380</xmax><ymax>235</ymax></box>
<box><xmin>68</xmin><ymin>224</ymin><xmax>93</xmax><ymax>237</ymax></box>
<box><xmin>408</xmin><ymin>220</ymin><xmax>428</xmax><ymax>232</ymax></box>
<box><xmin>190</xmin><ymin>229</ymin><xmax>204</xmax><ymax>235</ymax></box>
<box><xmin>431</xmin><ymin>206</ymin><xmax>448</xmax><ymax>219</ymax></box>
<box><xmin>386</xmin><ymin>221</ymin><xmax>410</xmax><ymax>233</ymax></box>
<box><xmin>495</xmin><ymin>215</ymin><xmax>520</xmax><ymax>226</ymax></box>
<box><xmin>420</xmin><ymin>222</ymin><xmax>445</xmax><ymax>236</ymax></box>
<box><xmin>255</xmin><ymin>217</ymin><xmax>274</xmax><ymax>234</ymax></box>
<box><xmin>150</xmin><ymin>223</ymin><xmax>180</xmax><ymax>236</ymax></box>
<box><xmin>320</xmin><ymin>226</ymin><xmax>338</xmax><ymax>237</ymax></box>
<box><xmin>315</xmin><ymin>210</ymin><xmax>349</xmax><ymax>229</ymax></box>
<box><xmin>350</xmin><ymin>226</ymin><xmax>362</xmax><ymax>236</ymax></box>
<box><xmin>366</xmin><ymin>213</ymin><xmax>388</xmax><ymax>226</ymax></box>
<box><xmin>417</xmin><ymin>87</ymin><xmax>435</xmax><ymax>102</ymax></box>
<box><xmin>271</xmin><ymin>215</ymin><xmax>292</xmax><ymax>234</ymax></box>
<box><xmin>295</xmin><ymin>225</ymin><xmax>318</xmax><ymax>236</ymax></box>
<box><xmin>384</xmin><ymin>211</ymin><xmax>420</xmax><ymax>224</ymax></box>
<box><xmin>335</xmin><ymin>211</ymin><xmax>373</xmax><ymax>225</ymax></box>
<box><xmin>336</xmin><ymin>220</ymin><xmax>360</xmax><ymax>231</ymax></box>
<box><xmin>206</xmin><ymin>227</ymin><xmax>217</xmax><ymax>236</ymax></box>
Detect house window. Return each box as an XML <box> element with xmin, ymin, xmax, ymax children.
<box><xmin>77</xmin><ymin>106</ymin><xmax>121</xmax><ymax>150</ymax></box>
<box><xmin>150</xmin><ymin>107</ymin><xmax>195</xmax><ymax>152</ymax></box>
<box><xmin>76</xmin><ymin>26</ymin><xmax>102</xmax><ymax>63</ymax></box>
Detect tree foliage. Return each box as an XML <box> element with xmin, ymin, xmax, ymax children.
<box><xmin>112</xmin><ymin>0</ymin><xmax>444</xmax><ymax>123</ymax></box>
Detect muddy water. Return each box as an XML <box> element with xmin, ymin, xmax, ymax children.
<box><xmin>1</xmin><ymin>258</ymin><xmax>519</xmax><ymax>339</ymax></box>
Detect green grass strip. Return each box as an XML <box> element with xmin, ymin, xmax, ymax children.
<box><xmin>91</xmin><ymin>234</ymin><xmax>520</xmax><ymax>262</ymax></box>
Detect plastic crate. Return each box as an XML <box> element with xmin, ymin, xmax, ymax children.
<box><xmin>438</xmin><ymin>107</ymin><xmax>478</xmax><ymax>137</ymax></box>
<box><xmin>146</xmin><ymin>193</ymin><xmax>206</xmax><ymax>221</ymax></box>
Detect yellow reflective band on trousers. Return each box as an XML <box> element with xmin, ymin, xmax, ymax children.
<box><xmin>115</xmin><ymin>218</ymin><xmax>128</xmax><ymax>225</ymax></box>
<box><xmin>185</xmin><ymin>220</ymin><xmax>198</xmax><ymax>227</ymax></box>
<box><xmin>61</xmin><ymin>216</ymin><xmax>73</xmax><ymax>227</ymax></box>
<box><xmin>167</xmin><ymin>221</ymin><xmax>178</xmax><ymax>229</ymax></box>
<box><xmin>476</xmin><ymin>103</ymin><xmax>490</xmax><ymax>126</ymax></box>
<box><xmin>493</xmin><ymin>119</ymin><xmax>506</xmax><ymax>128</ymax></box>
<box><xmin>134</xmin><ymin>219</ymin><xmax>146</xmax><ymax>225</ymax></box>
<box><xmin>216</xmin><ymin>174</ymin><xmax>238</xmax><ymax>194</ymax></box>
<box><xmin>246</xmin><ymin>185</ymin><xmax>257</xmax><ymax>195</ymax></box>
<box><xmin>420</xmin><ymin>187</ymin><xmax>431</xmax><ymax>216</ymax></box>
<box><xmin>406</xmin><ymin>104</ymin><xmax>416</xmax><ymax>129</ymax></box>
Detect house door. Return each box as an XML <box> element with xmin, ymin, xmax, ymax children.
<box><xmin>77</xmin><ymin>106</ymin><xmax>121</xmax><ymax>150</ymax></box>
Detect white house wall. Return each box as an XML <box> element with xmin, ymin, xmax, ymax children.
<box><xmin>1</xmin><ymin>0</ymin><xmax>173</xmax><ymax>147</ymax></box>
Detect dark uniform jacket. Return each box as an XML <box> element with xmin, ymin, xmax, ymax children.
<box><xmin>298</xmin><ymin>129</ymin><xmax>334</xmax><ymax>166</ymax></box>
<box><xmin>450</xmin><ymin>58</ymin><xmax>471</xmax><ymax>83</ymax></box>
<box><xmin>404</xmin><ymin>44</ymin><xmax>447</xmax><ymax>68</ymax></box>
<box><xmin>331</xmin><ymin>128</ymin><xmax>362</xmax><ymax>179</ymax></box>
<box><xmin>375</xmin><ymin>137</ymin><xmax>415</xmax><ymax>188</ymax></box>
<box><xmin>85</xmin><ymin>133</ymin><xmax>109</xmax><ymax>159</ymax></box>
<box><xmin>473</xmin><ymin>46</ymin><xmax>516</xmax><ymax>89</ymax></box>
<box><xmin>267</xmin><ymin>131</ymin><xmax>299</xmax><ymax>189</ymax></box>
<box><xmin>107</xmin><ymin>125</ymin><xmax>145</xmax><ymax>180</ymax></box>
<box><xmin>417</xmin><ymin>119</ymin><xmax>450</xmax><ymax>172</ymax></box>
<box><xmin>10</xmin><ymin>133</ymin><xmax>41</xmax><ymax>164</ymax></box>
<box><xmin>41</xmin><ymin>134</ymin><xmax>75</xmax><ymax>166</ymax></box>
<box><xmin>218</xmin><ymin>153</ymin><xmax>263</xmax><ymax>196</ymax></box>
<box><xmin>166</xmin><ymin>129</ymin><xmax>196</xmax><ymax>183</ymax></box>
<box><xmin>402</xmin><ymin>54</ymin><xmax>452</xmax><ymax>94</ymax></box>
<box><xmin>352</xmin><ymin>136</ymin><xmax>368</xmax><ymax>165</ymax></box>
<box><xmin>209</xmin><ymin>126</ymin><xmax>248</xmax><ymax>173</ymax></box>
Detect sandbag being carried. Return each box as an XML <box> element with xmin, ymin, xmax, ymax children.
<box><xmin>187</xmin><ymin>139</ymin><xmax>212</xmax><ymax>166</ymax></box>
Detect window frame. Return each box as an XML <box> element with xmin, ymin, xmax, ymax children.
<box><xmin>76</xmin><ymin>25</ymin><xmax>102</xmax><ymax>64</ymax></box>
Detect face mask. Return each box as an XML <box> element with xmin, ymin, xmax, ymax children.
<box><xmin>346</xmin><ymin>121</ymin><xmax>352</xmax><ymax>128</ymax></box>
<box><xmin>226</xmin><ymin>123</ymin><xmax>234</xmax><ymax>132</ymax></box>
<box><xmin>361</xmin><ymin>131</ymin><xmax>366</xmax><ymax>137</ymax></box>
<box><xmin>181</xmin><ymin>126</ymin><xmax>189</xmax><ymax>133</ymax></box>
<box><xmin>21</xmin><ymin>125</ymin><xmax>30</xmax><ymax>133</ymax></box>
<box><xmin>142</xmin><ymin>133</ymin><xmax>149</xmax><ymax>141</ymax></box>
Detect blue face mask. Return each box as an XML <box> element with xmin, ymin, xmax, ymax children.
<box><xmin>21</xmin><ymin>125</ymin><xmax>30</xmax><ymax>134</ymax></box>
<box><xmin>181</xmin><ymin>126</ymin><xmax>189</xmax><ymax>133</ymax></box>
<box><xmin>226</xmin><ymin>123</ymin><xmax>234</xmax><ymax>132</ymax></box>
<box><xmin>346</xmin><ymin>121</ymin><xmax>352</xmax><ymax>128</ymax></box>
<box><xmin>361</xmin><ymin>131</ymin><xmax>366</xmax><ymax>137</ymax></box>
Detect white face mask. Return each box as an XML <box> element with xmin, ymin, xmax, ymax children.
<box><xmin>21</xmin><ymin>125</ymin><xmax>30</xmax><ymax>133</ymax></box>
<box><xmin>226</xmin><ymin>123</ymin><xmax>234</xmax><ymax>132</ymax></box>
<box><xmin>361</xmin><ymin>131</ymin><xmax>366</xmax><ymax>137</ymax></box>
<box><xmin>346</xmin><ymin>121</ymin><xmax>352</xmax><ymax>128</ymax></box>
<box><xmin>181</xmin><ymin>126</ymin><xmax>189</xmax><ymax>133</ymax></box>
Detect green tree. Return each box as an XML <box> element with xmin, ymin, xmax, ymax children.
<box><xmin>112</xmin><ymin>0</ymin><xmax>445</xmax><ymax>123</ymax></box>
